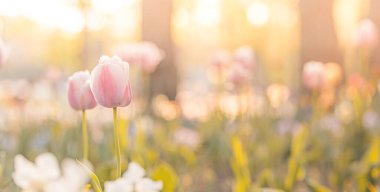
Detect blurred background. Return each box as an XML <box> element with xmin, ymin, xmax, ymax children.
<box><xmin>1</xmin><ymin>0</ymin><xmax>380</xmax><ymax>191</ymax></box>
<box><xmin>0</xmin><ymin>0</ymin><xmax>379</xmax><ymax>94</ymax></box>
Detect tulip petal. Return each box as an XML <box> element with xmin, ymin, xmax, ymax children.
<box><xmin>68</xmin><ymin>75</ymin><xmax>85</xmax><ymax>110</ymax></box>
<box><xmin>68</xmin><ymin>71</ymin><xmax>96</xmax><ymax>110</ymax></box>
<box><xmin>91</xmin><ymin>62</ymin><xmax>127</xmax><ymax>108</ymax></box>
<box><xmin>120</xmin><ymin>82</ymin><xmax>132</xmax><ymax>107</ymax></box>
<box><xmin>79</xmin><ymin>81</ymin><xmax>97</xmax><ymax>109</ymax></box>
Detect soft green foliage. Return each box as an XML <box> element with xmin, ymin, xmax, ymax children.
<box><xmin>3</xmin><ymin>80</ymin><xmax>380</xmax><ymax>192</ymax></box>
<box><xmin>285</xmin><ymin>126</ymin><xmax>308</xmax><ymax>191</ymax></box>
<box><xmin>231</xmin><ymin>135</ymin><xmax>251</xmax><ymax>192</ymax></box>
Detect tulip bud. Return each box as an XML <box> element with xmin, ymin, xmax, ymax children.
<box><xmin>303</xmin><ymin>61</ymin><xmax>324</xmax><ymax>90</ymax></box>
<box><xmin>68</xmin><ymin>71</ymin><xmax>97</xmax><ymax>110</ymax></box>
<box><xmin>354</xmin><ymin>19</ymin><xmax>378</xmax><ymax>49</ymax></box>
<box><xmin>90</xmin><ymin>55</ymin><xmax>132</xmax><ymax>108</ymax></box>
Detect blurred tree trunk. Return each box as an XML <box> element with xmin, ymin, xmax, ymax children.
<box><xmin>142</xmin><ymin>0</ymin><xmax>177</xmax><ymax>100</ymax></box>
<box><xmin>368</xmin><ymin>0</ymin><xmax>380</xmax><ymax>73</ymax></box>
<box><xmin>299</xmin><ymin>0</ymin><xmax>342</xmax><ymax>64</ymax></box>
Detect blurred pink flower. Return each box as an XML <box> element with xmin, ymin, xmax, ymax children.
<box><xmin>210</xmin><ymin>49</ymin><xmax>231</xmax><ymax>70</ymax></box>
<box><xmin>67</xmin><ymin>71</ymin><xmax>97</xmax><ymax>110</ymax></box>
<box><xmin>227</xmin><ymin>46</ymin><xmax>255</xmax><ymax>87</ymax></box>
<box><xmin>302</xmin><ymin>61</ymin><xmax>324</xmax><ymax>90</ymax></box>
<box><xmin>208</xmin><ymin>50</ymin><xmax>231</xmax><ymax>85</ymax></box>
<box><xmin>116</xmin><ymin>42</ymin><xmax>164</xmax><ymax>74</ymax></box>
<box><xmin>229</xmin><ymin>64</ymin><xmax>250</xmax><ymax>87</ymax></box>
<box><xmin>45</xmin><ymin>67</ymin><xmax>63</xmax><ymax>83</ymax></box>
<box><xmin>362</xmin><ymin>110</ymin><xmax>379</xmax><ymax>131</ymax></box>
<box><xmin>354</xmin><ymin>19</ymin><xmax>378</xmax><ymax>49</ymax></box>
<box><xmin>90</xmin><ymin>55</ymin><xmax>132</xmax><ymax>108</ymax></box>
<box><xmin>319</xmin><ymin>114</ymin><xmax>342</xmax><ymax>135</ymax></box>
<box><xmin>174</xmin><ymin>128</ymin><xmax>201</xmax><ymax>149</ymax></box>
<box><xmin>234</xmin><ymin>46</ymin><xmax>255</xmax><ymax>69</ymax></box>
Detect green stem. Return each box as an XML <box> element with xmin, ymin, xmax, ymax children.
<box><xmin>113</xmin><ymin>107</ymin><xmax>122</xmax><ymax>177</ymax></box>
<box><xmin>82</xmin><ymin>110</ymin><xmax>88</xmax><ymax>161</ymax></box>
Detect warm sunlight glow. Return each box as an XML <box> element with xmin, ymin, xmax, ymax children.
<box><xmin>175</xmin><ymin>9</ymin><xmax>190</xmax><ymax>29</ymax></box>
<box><xmin>91</xmin><ymin>0</ymin><xmax>137</xmax><ymax>13</ymax></box>
<box><xmin>333</xmin><ymin>0</ymin><xmax>362</xmax><ymax>47</ymax></box>
<box><xmin>247</xmin><ymin>1</ymin><xmax>270</xmax><ymax>27</ymax></box>
<box><xmin>0</xmin><ymin>0</ymin><xmax>139</xmax><ymax>34</ymax></box>
<box><xmin>86</xmin><ymin>10</ymin><xmax>107</xmax><ymax>31</ymax></box>
<box><xmin>193</xmin><ymin>0</ymin><xmax>220</xmax><ymax>27</ymax></box>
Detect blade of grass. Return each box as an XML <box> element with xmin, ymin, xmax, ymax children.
<box><xmin>76</xmin><ymin>160</ymin><xmax>103</xmax><ymax>192</ymax></box>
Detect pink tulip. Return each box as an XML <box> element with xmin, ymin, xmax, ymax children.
<box><xmin>229</xmin><ymin>64</ymin><xmax>250</xmax><ymax>86</ymax></box>
<box><xmin>227</xmin><ymin>46</ymin><xmax>256</xmax><ymax>87</ymax></box>
<box><xmin>115</xmin><ymin>43</ymin><xmax>140</xmax><ymax>66</ymax></box>
<box><xmin>234</xmin><ymin>46</ymin><xmax>255</xmax><ymax>69</ymax></box>
<box><xmin>303</xmin><ymin>61</ymin><xmax>324</xmax><ymax>90</ymax></box>
<box><xmin>354</xmin><ymin>19</ymin><xmax>378</xmax><ymax>49</ymax></box>
<box><xmin>90</xmin><ymin>55</ymin><xmax>132</xmax><ymax>108</ymax></box>
<box><xmin>68</xmin><ymin>71</ymin><xmax>97</xmax><ymax>110</ymax></box>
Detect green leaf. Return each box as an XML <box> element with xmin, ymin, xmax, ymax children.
<box><xmin>230</xmin><ymin>135</ymin><xmax>251</xmax><ymax>192</ymax></box>
<box><xmin>76</xmin><ymin>160</ymin><xmax>103</xmax><ymax>192</ymax></box>
<box><xmin>285</xmin><ymin>126</ymin><xmax>308</xmax><ymax>191</ymax></box>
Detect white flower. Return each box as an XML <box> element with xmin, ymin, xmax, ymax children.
<box><xmin>104</xmin><ymin>162</ymin><xmax>163</xmax><ymax>192</ymax></box>
<box><xmin>13</xmin><ymin>153</ymin><xmax>60</xmax><ymax>191</ymax></box>
<box><xmin>44</xmin><ymin>159</ymin><xmax>90</xmax><ymax>192</ymax></box>
<box><xmin>12</xmin><ymin>153</ymin><xmax>89</xmax><ymax>192</ymax></box>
